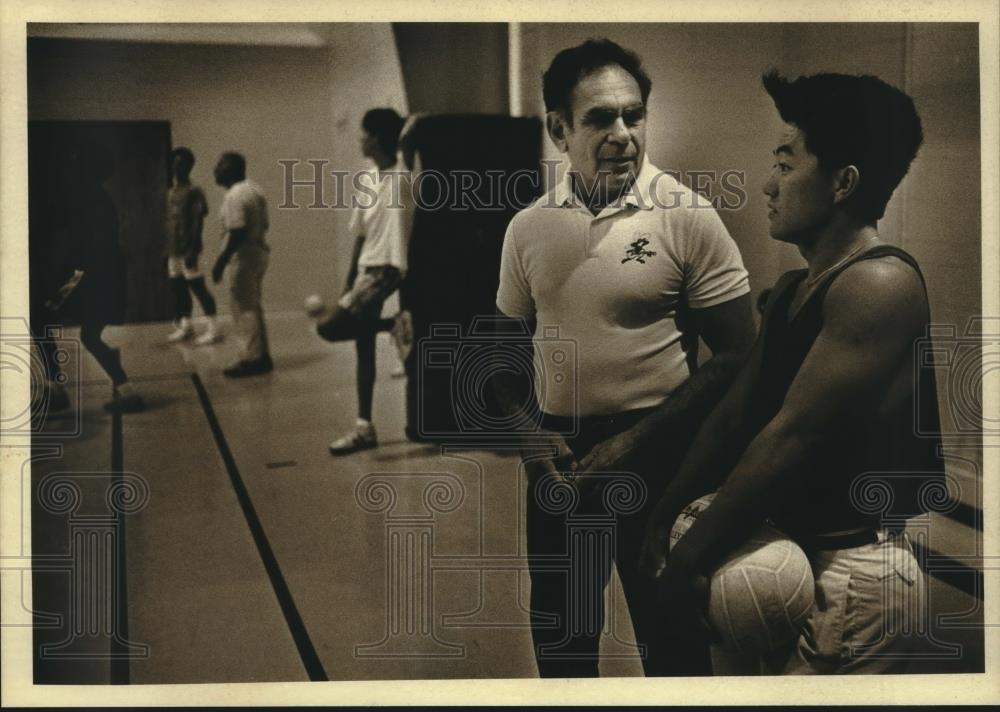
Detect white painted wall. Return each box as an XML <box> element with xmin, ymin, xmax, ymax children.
<box><xmin>28</xmin><ymin>23</ymin><xmax>408</xmax><ymax>313</ymax></box>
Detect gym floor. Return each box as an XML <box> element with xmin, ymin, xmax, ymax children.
<box><xmin>28</xmin><ymin>313</ymin><xmax>985</xmax><ymax>683</ymax></box>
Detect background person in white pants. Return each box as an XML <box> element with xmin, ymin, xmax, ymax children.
<box><xmin>211</xmin><ymin>152</ymin><xmax>273</xmax><ymax>378</ymax></box>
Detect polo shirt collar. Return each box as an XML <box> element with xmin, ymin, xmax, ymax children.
<box><xmin>625</xmin><ymin>157</ymin><xmax>658</xmax><ymax>210</ymax></box>
<box><xmin>553</xmin><ymin>155</ymin><xmax>657</xmax><ymax>212</ymax></box>
<box><xmin>553</xmin><ymin>169</ymin><xmax>577</xmax><ymax>208</ymax></box>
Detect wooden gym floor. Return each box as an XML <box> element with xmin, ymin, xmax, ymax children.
<box><xmin>24</xmin><ymin>312</ymin><xmax>985</xmax><ymax>683</ymax></box>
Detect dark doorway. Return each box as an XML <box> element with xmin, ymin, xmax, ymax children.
<box><xmin>29</xmin><ymin>121</ymin><xmax>174</xmax><ymax>324</ymax></box>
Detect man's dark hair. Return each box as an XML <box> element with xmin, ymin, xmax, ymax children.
<box><xmin>362</xmin><ymin>108</ymin><xmax>406</xmax><ymax>156</ymax></box>
<box><xmin>542</xmin><ymin>39</ymin><xmax>652</xmax><ymax>120</ymax></box>
<box><xmin>762</xmin><ymin>70</ymin><xmax>923</xmax><ymax>224</ymax></box>
<box><xmin>220</xmin><ymin>151</ymin><xmax>247</xmax><ymax>180</ymax></box>
<box><xmin>171</xmin><ymin>147</ymin><xmax>195</xmax><ymax>166</ymax></box>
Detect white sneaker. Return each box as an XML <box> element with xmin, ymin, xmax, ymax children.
<box><xmin>193</xmin><ymin>328</ymin><xmax>223</xmax><ymax>345</ymax></box>
<box><xmin>167</xmin><ymin>319</ymin><xmax>193</xmax><ymax>343</ymax></box>
<box><xmin>328</xmin><ymin>423</ymin><xmax>377</xmax><ymax>455</ymax></box>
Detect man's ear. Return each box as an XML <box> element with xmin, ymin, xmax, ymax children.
<box><xmin>546</xmin><ymin>111</ymin><xmax>570</xmax><ymax>153</ymax></box>
<box><xmin>833</xmin><ymin>165</ymin><xmax>861</xmax><ymax>204</ymax></box>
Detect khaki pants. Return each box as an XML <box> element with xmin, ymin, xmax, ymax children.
<box><xmin>229</xmin><ymin>247</ymin><xmax>270</xmax><ymax>361</ymax></box>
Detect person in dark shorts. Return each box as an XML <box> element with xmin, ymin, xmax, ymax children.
<box><xmin>314</xmin><ymin>108</ymin><xmax>413</xmax><ymax>455</ymax></box>
<box><xmin>164</xmin><ymin>147</ymin><xmax>221</xmax><ymax>345</ymax></box>
<box><xmin>641</xmin><ymin>71</ymin><xmax>943</xmax><ymax>674</ymax></box>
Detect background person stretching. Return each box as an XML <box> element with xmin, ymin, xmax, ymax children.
<box><xmin>314</xmin><ymin>108</ymin><xmax>413</xmax><ymax>455</ymax></box>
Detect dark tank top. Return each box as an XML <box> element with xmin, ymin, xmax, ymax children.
<box><xmin>747</xmin><ymin>244</ymin><xmax>944</xmax><ymax>536</ymax></box>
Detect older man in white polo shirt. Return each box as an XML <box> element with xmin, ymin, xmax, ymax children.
<box><xmin>495</xmin><ymin>39</ymin><xmax>755</xmax><ymax>678</ymax></box>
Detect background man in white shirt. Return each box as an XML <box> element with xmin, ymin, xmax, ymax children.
<box><xmin>212</xmin><ymin>151</ymin><xmax>273</xmax><ymax>378</ymax></box>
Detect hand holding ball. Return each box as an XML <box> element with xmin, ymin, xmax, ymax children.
<box><xmin>670</xmin><ymin>493</ymin><xmax>815</xmax><ymax>654</ymax></box>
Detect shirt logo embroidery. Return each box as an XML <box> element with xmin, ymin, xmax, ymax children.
<box><xmin>621</xmin><ymin>234</ymin><xmax>657</xmax><ymax>264</ymax></box>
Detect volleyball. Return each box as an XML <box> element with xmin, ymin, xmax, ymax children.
<box><xmin>670</xmin><ymin>493</ymin><xmax>816</xmax><ymax>654</ymax></box>
<box><xmin>304</xmin><ymin>294</ymin><xmax>324</xmax><ymax>317</ymax></box>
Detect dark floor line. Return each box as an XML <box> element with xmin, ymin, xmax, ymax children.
<box><xmin>190</xmin><ymin>373</ymin><xmax>329</xmax><ymax>682</ymax></box>
<box><xmin>943</xmin><ymin>498</ymin><xmax>983</xmax><ymax>532</ymax></box>
<box><xmin>913</xmin><ymin>540</ymin><xmax>984</xmax><ymax>601</ymax></box>
<box><xmin>70</xmin><ymin>371</ymin><xmax>196</xmax><ymax>388</ymax></box>
<box><xmin>109</xmin><ymin>393</ymin><xmax>130</xmax><ymax>685</ymax></box>
<box><xmin>265</xmin><ymin>460</ymin><xmax>298</xmax><ymax>470</ymax></box>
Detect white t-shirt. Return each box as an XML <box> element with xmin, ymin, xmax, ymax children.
<box><xmin>496</xmin><ymin>158</ymin><xmax>750</xmax><ymax>417</ymax></box>
<box><xmin>349</xmin><ymin>168</ymin><xmax>412</xmax><ymax>274</ymax></box>
<box><xmin>221</xmin><ymin>179</ymin><xmax>269</xmax><ymax>253</ymax></box>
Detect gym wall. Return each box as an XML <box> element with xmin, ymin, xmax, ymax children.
<box><xmin>27</xmin><ymin>24</ymin><xmax>408</xmax><ymax>314</ymax></box>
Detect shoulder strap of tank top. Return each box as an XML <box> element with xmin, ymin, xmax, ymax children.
<box><xmin>808</xmin><ymin>244</ymin><xmax>929</xmax><ymax>309</ymax></box>
<box><xmin>758</xmin><ymin>267</ymin><xmax>806</xmax><ymax>337</ymax></box>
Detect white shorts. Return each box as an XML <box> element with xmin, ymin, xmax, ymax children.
<box><xmin>167</xmin><ymin>255</ymin><xmax>203</xmax><ymax>280</ymax></box>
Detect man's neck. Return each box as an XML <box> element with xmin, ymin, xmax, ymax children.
<box><xmin>798</xmin><ymin>219</ymin><xmax>879</xmax><ymax>283</ymax></box>
<box><xmin>571</xmin><ymin>173</ymin><xmax>633</xmax><ymax>216</ymax></box>
<box><xmin>373</xmin><ymin>151</ymin><xmax>396</xmax><ymax>172</ymax></box>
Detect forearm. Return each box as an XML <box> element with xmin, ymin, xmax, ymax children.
<box><xmin>671</xmin><ymin>423</ymin><xmax>812</xmax><ymax>573</ymax></box>
<box><xmin>666</xmin><ymin>264</ymin><xmax>925</xmax><ymax>576</ymax></box>
<box><xmin>630</xmin><ymin>350</ymin><xmax>747</xmax><ymax>451</ymax></box>
<box><xmin>492</xmin><ymin>365</ymin><xmax>540</xmax><ymax>443</ymax></box>
<box><xmin>490</xmin><ymin>313</ymin><xmax>551</xmax><ymax>451</ymax></box>
<box><xmin>217</xmin><ymin>229</ymin><xmax>246</xmax><ymax>265</ymax></box>
<box><xmin>345</xmin><ymin>234</ymin><xmax>365</xmax><ymax>287</ymax></box>
<box><xmin>184</xmin><ymin>234</ymin><xmax>203</xmax><ymax>263</ymax></box>
<box><xmin>650</xmin><ymin>404</ymin><xmax>746</xmax><ymax>525</ymax></box>
<box><xmin>350</xmin><ymin>233</ymin><xmax>366</xmax><ymax>267</ymax></box>
<box><xmin>188</xmin><ymin>221</ymin><xmax>204</xmax><ymax>256</ymax></box>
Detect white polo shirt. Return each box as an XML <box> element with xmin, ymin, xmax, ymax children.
<box><xmin>496</xmin><ymin>158</ymin><xmax>749</xmax><ymax>417</ymax></box>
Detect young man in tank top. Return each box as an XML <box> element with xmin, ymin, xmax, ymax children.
<box><xmin>641</xmin><ymin>71</ymin><xmax>944</xmax><ymax>673</ymax></box>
